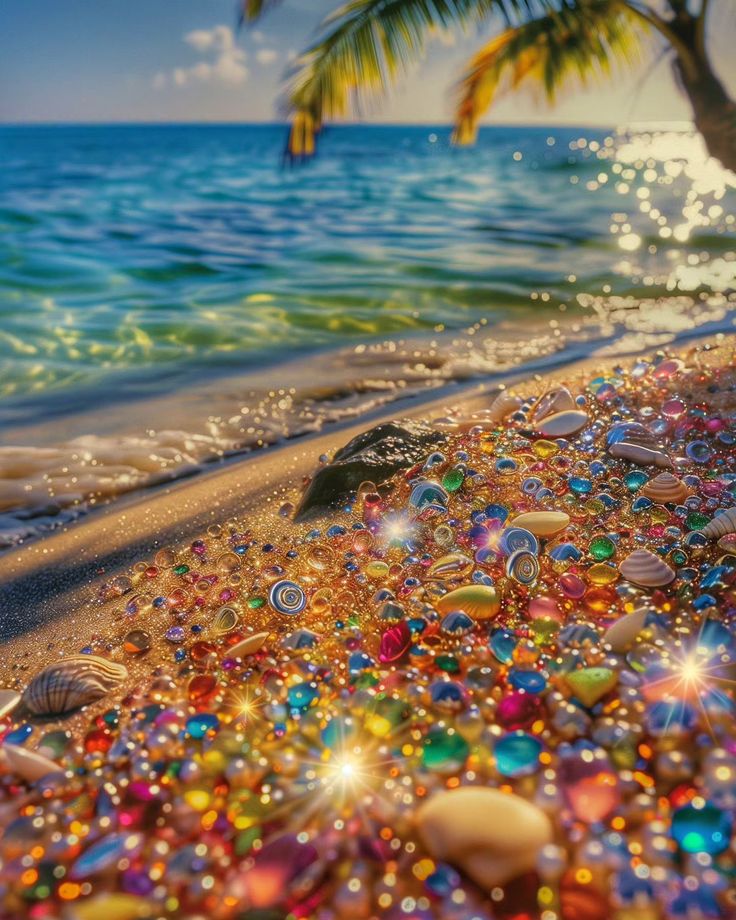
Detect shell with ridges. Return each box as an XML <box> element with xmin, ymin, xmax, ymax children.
<box><xmin>640</xmin><ymin>472</ymin><xmax>690</xmax><ymax>504</ymax></box>
<box><xmin>619</xmin><ymin>549</ymin><xmax>675</xmax><ymax>587</ymax></box>
<box><xmin>436</xmin><ymin>585</ymin><xmax>500</xmax><ymax>620</ymax></box>
<box><xmin>22</xmin><ymin>655</ymin><xmax>128</xmax><ymax>717</ymax></box>
<box><xmin>488</xmin><ymin>391</ymin><xmax>522</xmax><ymax>423</ymax></box>
<box><xmin>702</xmin><ymin>507</ymin><xmax>736</xmax><ymax>540</ymax></box>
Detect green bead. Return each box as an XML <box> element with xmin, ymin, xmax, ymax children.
<box><xmin>422</xmin><ymin>727</ymin><xmax>469</xmax><ymax>771</ymax></box>
<box><xmin>248</xmin><ymin>596</ymin><xmax>265</xmax><ymax>609</ymax></box>
<box><xmin>435</xmin><ymin>654</ymin><xmax>460</xmax><ymax>673</ymax></box>
<box><xmin>442</xmin><ymin>468</ymin><xmax>464</xmax><ymax>492</ymax></box>
<box><xmin>530</xmin><ymin>617</ymin><xmax>559</xmax><ymax>646</ymax></box>
<box><xmin>624</xmin><ymin>471</ymin><xmax>648</xmax><ymax>492</ymax></box>
<box><xmin>589</xmin><ymin>536</ymin><xmax>615</xmax><ymax>560</ymax></box>
<box><xmin>173</xmin><ymin>564</ymin><xmax>189</xmax><ymax>575</ymax></box>
<box><xmin>686</xmin><ymin>511</ymin><xmax>710</xmax><ymax>531</ymax></box>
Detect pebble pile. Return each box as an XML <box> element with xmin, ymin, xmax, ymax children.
<box><xmin>1</xmin><ymin>345</ymin><xmax>736</xmax><ymax>920</ymax></box>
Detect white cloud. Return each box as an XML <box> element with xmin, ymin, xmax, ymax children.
<box><xmin>252</xmin><ymin>30</ymin><xmax>265</xmax><ymax>44</ymax></box>
<box><xmin>154</xmin><ymin>24</ymin><xmax>248</xmax><ymax>89</ymax></box>
<box><xmin>255</xmin><ymin>48</ymin><xmax>278</xmax><ymax>65</ymax></box>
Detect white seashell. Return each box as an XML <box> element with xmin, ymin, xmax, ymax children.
<box><xmin>415</xmin><ymin>787</ymin><xmax>553</xmax><ymax>890</ymax></box>
<box><xmin>0</xmin><ymin>689</ymin><xmax>21</xmax><ymax>719</ymax></box>
<box><xmin>702</xmin><ymin>507</ymin><xmax>736</xmax><ymax>540</ymax></box>
<box><xmin>509</xmin><ymin>511</ymin><xmax>570</xmax><ymax>537</ymax></box>
<box><xmin>23</xmin><ymin>656</ymin><xmax>128</xmax><ymax>717</ymax></box>
<box><xmin>619</xmin><ymin>549</ymin><xmax>675</xmax><ymax>587</ymax></box>
<box><xmin>536</xmin><ymin>410</ymin><xmax>589</xmax><ymax>438</ymax></box>
<box><xmin>531</xmin><ymin>386</ymin><xmax>576</xmax><ymax>422</ymax></box>
<box><xmin>640</xmin><ymin>472</ymin><xmax>690</xmax><ymax>504</ymax></box>
<box><xmin>610</xmin><ymin>442</ymin><xmax>672</xmax><ymax>468</ymax></box>
<box><xmin>0</xmin><ymin>744</ymin><xmax>63</xmax><ymax>784</ymax></box>
<box><xmin>603</xmin><ymin>606</ymin><xmax>651</xmax><ymax>652</ymax></box>
<box><xmin>227</xmin><ymin>632</ymin><xmax>269</xmax><ymax>659</ymax></box>
<box><xmin>488</xmin><ymin>391</ymin><xmax>523</xmax><ymax>423</ymax></box>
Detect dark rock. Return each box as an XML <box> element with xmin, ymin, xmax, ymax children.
<box><xmin>296</xmin><ymin>419</ymin><xmax>446</xmax><ymax>519</ymax></box>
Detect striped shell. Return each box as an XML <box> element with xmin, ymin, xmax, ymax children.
<box><xmin>619</xmin><ymin>549</ymin><xmax>675</xmax><ymax>588</ymax></box>
<box><xmin>488</xmin><ymin>391</ymin><xmax>523</xmax><ymax>423</ymax></box>
<box><xmin>22</xmin><ymin>656</ymin><xmax>128</xmax><ymax>717</ymax></box>
<box><xmin>436</xmin><ymin>585</ymin><xmax>500</xmax><ymax>620</ymax></box>
<box><xmin>640</xmin><ymin>472</ymin><xmax>690</xmax><ymax>505</ymax></box>
<box><xmin>531</xmin><ymin>386</ymin><xmax>576</xmax><ymax>422</ymax></box>
<box><xmin>702</xmin><ymin>507</ymin><xmax>736</xmax><ymax>540</ymax></box>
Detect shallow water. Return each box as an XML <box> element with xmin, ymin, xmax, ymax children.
<box><xmin>1</xmin><ymin>123</ymin><xmax>734</xmax><ymax>545</ymax></box>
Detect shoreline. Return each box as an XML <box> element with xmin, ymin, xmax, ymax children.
<box><xmin>1</xmin><ymin>330</ymin><xmax>732</xmax><ymax>670</ymax></box>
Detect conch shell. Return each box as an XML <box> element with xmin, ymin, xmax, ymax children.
<box><xmin>619</xmin><ymin>548</ymin><xmax>675</xmax><ymax>588</ymax></box>
<box><xmin>640</xmin><ymin>472</ymin><xmax>690</xmax><ymax>505</ymax></box>
<box><xmin>22</xmin><ymin>655</ymin><xmax>128</xmax><ymax>717</ymax></box>
<box><xmin>702</xmin><ymin>507</ymin><xmax>736</xmax><ymax>540</ymax></box>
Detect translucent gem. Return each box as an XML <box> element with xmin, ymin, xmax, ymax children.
<box><xmin>685</xmin><ymin>440</ymin><xmax>712</xmax><ymax>463</ymax></box>
<box><xmin>589</xmin><ymin>536</ymin><xmax>615</xmax><ymax>561</ymax></box>
<box><xmin>442</xmin><ymin>468</ymin><xmax>464</xmax><ymax>492</ymax></box>
<box><xmin>671</xmin><ymin>803</ymin><xmax>731</xmax><ymax>854</ymax></box>
<box><xmin>422</xmin><ymin>727</ymin><xmax>469</xmax><ymax>772</ymax></box>
<box><xmin>495</xmin><ymin>732</ymin><xmax>542</xmax><ymax>777</ymax></box>
<box><xmin>624</xmin><ymin>470</ymin><xmax>648</xmax><ymax>492</ymax></box>
<box><xmin>185</xmin><ymin>712</ymin><xmax>219</xmax><ymax>739</ymax></box>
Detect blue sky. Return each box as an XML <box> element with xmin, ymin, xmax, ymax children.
<box><xmin>1</xmin><ymin>0</ymin><xmax>734</xmax><ymax>125</ymax></box>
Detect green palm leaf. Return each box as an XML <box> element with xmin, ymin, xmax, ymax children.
<box><xmin>453</xmin><ymin>0</ymin><xmax>645</xmax><ymax>145</ymax></box>
<box><xmin>279</xmin><ymin>0</ymin><xmax>556</xmax><ymax>156</ymax></box>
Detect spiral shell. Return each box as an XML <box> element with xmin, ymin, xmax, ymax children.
<box><xmin>640</xmin><ymin>472</ymin><xmax>690</xmax><ymax>505</ymax></box>
<box><xmin>23</xmin><ymin>656</ymin><xmax>128</xmax><ymax>717</ymax></box>
<box><xmin>531</xmin><ymin>386</ymin><xmax>576</xmax><ymax>422</ymax></box>
<box><xmin>427</xmin><ymin>553</ymin><xmax>474</xmax><ymax>581</ymax></box>
<box><xmin>268</xmin><ymin>580</ymin><xmax>307</xmax><ymax>616</ymax></box>
<box><xmin>702</xmin><ymin>507</ymin><xmax>736</xmax><ymax>540</ymax></box>
<box><xmin>488</xmin><ymin>391</ymin><xmax>523</xmax><ymax>423</ymax></box>
<box><xmin>506</xmin><ymin>549</ymin><xmax>539</xmax><ymax>586</ymax></box>
<box><xmin>619</xmin><ymin>549</ymin><xmax>675</xmax><ymax>588</ymax></box>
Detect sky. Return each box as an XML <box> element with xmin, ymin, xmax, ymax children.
<box><xmin>1</xmin><ymin>0</ymin><xmax>734</xmax><ymax>126</ymax></box>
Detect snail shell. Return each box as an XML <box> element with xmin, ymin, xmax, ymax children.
<box><xmin>22</xmin><ymin>656</ymin><xmax>128</xmax><ymax>717</ymax></box>
<box><xmin>640</xmin><ymin>472</ymin><xmax>690</xmax><ymax>505</ymax></box>
<box><xmin>488</xmin><ymin>391</ymin><xmax>523</xmax><ymax>423</ymax></box>
<box><xmin>702</xmin><ymin>507</ymin><xmax>736</xmax><ymax>540</ymax></box>
<box><xmin>619</xmin><ymin>549</ymin><xmax>675</xmax><ymax>588</ymax></box>
<box><xmin>531</xmin><ymin>386</ymin><xmax>576</xmax><ymax>422</ymax></box>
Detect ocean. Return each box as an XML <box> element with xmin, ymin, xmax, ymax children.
<box><xmin>1</xmin><ymin>122</ymin><xmax>734</xmax><ymax>545</ymax></box>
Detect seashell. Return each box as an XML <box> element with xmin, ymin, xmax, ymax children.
<box><xmin>427</xmin><ymin>553</ymin><xmax>474</xmax><ymax>580</ymax></box>
<box><xmin>505</xmin><ymin>549</ymin><xmax>539</xmax><ymax>586</ymax></box>
<box><xmin>22</xmin><ymin>656</ymin><xmax>128</xmax><ymax>717</ymax></box>
<box><xmin>268</xmin><ymin>580</ymin><xmax>306</xmax><ymax>616</ymax></box>
<box><xmin>640</xmin><ymin>472</ymin><xmax>690</xmax><ymax>504</ymax></box>
<box><xmin>436</xmin><ymin>585</ymin><xmax>500</xmax><ymax>620</ymax></box>
<box><xmin>0</xmin><ymin>744</ymin><xmax>63</xmax><ymax>784</ymax></box>
<box><xmin>227</xmin><ymin>631</ymin><xmax>270</xmax><ymax>659</ymax></box>
<box><xmin>610</xmin><ymin>442</ymin><xmax>672</xmax><ymax>468</ymax></box>
<box><xmin>536</xmin><ymin>410</ymin><xmax>589</xmax><ymax>438</ymax></box>
<box><xmin>531</xmin><ymin>386</ymin><xmax>576</xmax><ymax>422</ymax></box>
<box><xmin>488</xmin><ymin>390</ymin><xmax>523</xmax><ymax>423</ymax></box>
<box><xmin>415</xmin><ymin>787</ymin><xmax>553</xmax><ymax>890</ymax></box>
<box><xmin>509</xmin><ymin>511</ymin><xmax>570</xmax><ymax>538</ymax></box>
<box><xmin>603</xmin><ymin>606</ymin><xmax>650</xmax><ymax>653</ymax></box>
<box><xmin>212</xmin><ymin>605</ymin><xmax>240</xmax><ymax>634</ymax></box>
<box><xmin>619</xmin><ymin>549</ymin><xmax>675</xmax><ymax>588</ymax></box>
<box><xmin>0</xmin><ymin>689</ymin><xmax>21</xmax><ymax>719</ymax></box>
<box><xmin>702</xmin><ymin>507</ymin><xmax>736</xmax><ymax>540</ymax></box>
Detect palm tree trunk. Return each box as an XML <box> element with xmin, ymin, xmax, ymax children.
<box><xmin>674</xmin><ymin>55</ymin><xmax>736</xmax><ymax>173</ymax></box>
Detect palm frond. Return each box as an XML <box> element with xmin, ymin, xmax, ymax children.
<box><xmin>239</xmin><ymin>0</ymin><xmax>282</xmax><ymax>25</ymax></box>
<box><xmin>279</xmin><ymin>0</ymin><xmax>556</xmax><ymax>157</ymax></box>
<box><xmin>453</xmin><ymin>0</ymin><xmax>645</xmax><ymax>145</ymax></box>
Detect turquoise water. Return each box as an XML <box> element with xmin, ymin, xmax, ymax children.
<box><xmin>0</xmin><ymin>123</ymin><xmax>734</xmax><ymax>543</ymax></box>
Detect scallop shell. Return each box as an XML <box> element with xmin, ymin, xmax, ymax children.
<box><xmin>436</xmin><ymin>585</ymin><xmax>500</xmax><ymax>620</ymax></box>
<box><xmin>619</xmin><ymin>549</ymin><xmax>675</xmax><ymax>588</ymax></box>
<box><xmin>640</xmin><ymin>472</ymin><xmax>690</xmax><ymax>505</ymax></box>
<box><xmin>22</xmin><ymin>656</ymin><xmax>128</xmax><ymax>717</ymax></box>
<box><xmin>701</xmin><ymin>507</ymin><xmax>736</xmax><ymax>540</ymax></box>
<box><xmin>531</xmin><ymin>386</ymin><xmax>576</xmax><ymax>422</ymax></box>
<box><xmin>488</xmin><ymin>391</ymin><xmax>522</xmax><ymax>423</ymax></box>
<box><xmin>536</xmin><ymin>409</ymin><xmax>589</xmax><ymax>438</ymax></box>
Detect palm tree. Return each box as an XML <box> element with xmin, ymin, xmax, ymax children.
<box><xmin>241</xmin><ymin>0</ymin><xmax>735</xmax><ymax>171</ymax></box>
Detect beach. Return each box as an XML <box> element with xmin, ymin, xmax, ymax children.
<box><xmin>1</xmin><ymin>334</ymin><xmax>735</xmax><ymax>919</ymax></box>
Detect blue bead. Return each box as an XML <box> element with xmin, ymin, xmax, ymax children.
<box><xmin>495</xmin><ymin>731</ymin><xmax>542</xmax><ymax>777</ymax></box>
<box><xmin>185</xmin><ymin>713</ymin><xmax>219</xmax><ymax>739</ymax></box>
<box><xmin>671</xmin><ymin>803</ymin><xmax>731</xmax><ymax>854</ymax></box>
